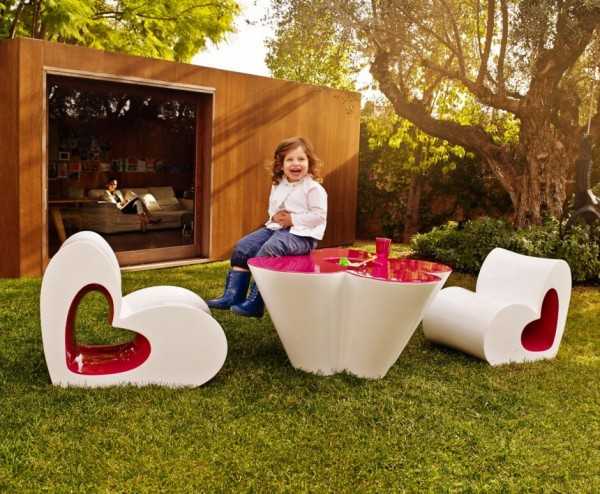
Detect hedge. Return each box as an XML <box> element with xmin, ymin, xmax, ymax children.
<box><xmin>410</xmin><ymin>217</ymin><xmax>600</xmax><ymax>282</ymax></box>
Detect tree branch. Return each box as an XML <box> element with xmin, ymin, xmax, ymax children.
<box><xmin>496</xmin><ymin>0</ymin><xmax>509</xmax><ymax>93</ymax></box>
<box><xmin>530</xmin><ymin>1</ymin><xmax>599</xmax><ymax>93</ymax></box>
<box><xmin>484</xmin><ymin>72</ymin><xmax>524</xmax><ymax>99</ymax></box>
<box><xmin>476</xmin><ymin>0</ymin><xmax>495</xmax><ymax>85</ymax></box>
<box><xmin>31</xmin><ymin>0</ymin><xmax>42</xmax><ymax>38</ymax></box>
<box><xmin>371</xmin><ymin>49</ymin><xmax>519</xmax><ymax>196</ymax></box>
<box><xmin>391</xmin><ymin>5</ymin><xmax>463</xmax><ymax>65</ymax></box>
<box><xmin>422</xmin><ymin>58</ymin><xmax>521</xmax><ymax>115</ymax></box>
<box><xmin>475</xmin><ymin>0</ymin><xmax>483</xmax><ymax>60</ymax></box>
<box><xmin>372</xmin><ymin>51</ymin><xmax>507</xmax><ymax>157</ymax></box>
<box><xmin>438</xmin><ymin>0</ymin><xmax>466</xmax><ymax>76</ymax></box>
<box><xmin>589</xmin><ymin>81</ymin><xmax>600</xmax><ymax>139</ymax></box>
<box><xmin>423</xmin><ymin>58</ymin><xmax>452</xmax><ymax>108</ymax></box>
<box><xmin>92</xmin><ymin>3</ymin><xmax>223</xmax><ymax>22</ymax></box>
<box><xmin>8</xmin><ymin>0</ymin><xmax>25</xmax><ymax>39</ymax></box>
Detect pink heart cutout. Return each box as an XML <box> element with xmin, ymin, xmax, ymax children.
<box><xmin>521</xmin><ymin>288</ymin><xmax>559</xmax><ymax>352</ymax></box>
<box><xmin>65</xmin><ymin>283</ymin><xmax>151</xmax><ymax>375</ymax></box>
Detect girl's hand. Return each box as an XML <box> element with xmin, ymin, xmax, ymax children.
<box><xmin>273</xmin><ymin>210</ymin><xmax>293</xmax><ymax>228</ymax></box>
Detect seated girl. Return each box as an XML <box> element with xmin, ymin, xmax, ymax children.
<box><xmin>207</xmin><ymin>136</ymin><xmax>327</xmax><ymax>318</ymax></box>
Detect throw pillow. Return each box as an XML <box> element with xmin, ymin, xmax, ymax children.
<box><xmin>149</xmin><ymin>186</ymin><xmax>180</xmax><ymax>207</ymax></box>
<box><xmin>141</xmin><ymin>193</ymin><xmax>161</xmax><ymax>212</ymax></box>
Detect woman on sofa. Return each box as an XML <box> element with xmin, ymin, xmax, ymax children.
<box><xmin>103</xmin><ymin>177</ymin><xmax>161</xmax><ymax>231</ymax></box>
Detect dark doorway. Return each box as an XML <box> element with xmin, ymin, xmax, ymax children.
<box><xmin>46</xmin><ymin>74</ymin><xmax>212</xmax><ymax>265</ymax></box>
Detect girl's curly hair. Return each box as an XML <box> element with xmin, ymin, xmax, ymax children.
<box><xmin>269</xmin><ymin>136</ymin><xmax>323</xmax><ymax>184</ymax></box>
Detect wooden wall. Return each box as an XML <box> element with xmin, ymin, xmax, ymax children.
<box><xmin>22</xmin><ymin>40</ymin><xmax>46</xmax><ymax>276</ymax></box>
<box><xmin>0</xmin><ymin>38</ymin><xmax>360</xmax><ymax>277</ymax></box>
<box><xmin>0</xmin><ymin>42</ymin><xmax>20</xmax><ymax>277</ymax></box>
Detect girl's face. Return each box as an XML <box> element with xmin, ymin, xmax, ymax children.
<box><xmin>107</xmin><ymin>180</ymin><xmax>118</xmax><ymax>192</ymax></box>
<box><xmin>282</xmin><ymin>146</ymin><xmax>309</xmax><ymax>182</ymax></box>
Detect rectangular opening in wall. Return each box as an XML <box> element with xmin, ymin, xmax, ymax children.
<box><xmin>46</xmin><ymin>74</ymin><xmax>212</xmax><ymax>264</ymax></box>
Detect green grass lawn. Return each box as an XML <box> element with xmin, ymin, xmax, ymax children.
<box><xmin>1</xmin><ymin>250</ymin><xmax>599</xmax><ymax>492</ymax></box>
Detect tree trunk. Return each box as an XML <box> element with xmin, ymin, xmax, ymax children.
<box><xmin>31</xmin><ymin>0</ymin><xmax>42</xmax><ymax>38</ymax></box>
<box><xmin>470</xmin><ymin>86</ymin><xmax>579</xmax><ymax>228</ymax></box>
<box><xmin>511</xmin><ymin>110</ymin><xmax>577</xmax><ymax>226</ymax></box>
<box><xmin>484</xmin><ymin>137</ymin><xmax>573</xmax><ymax>227</ymax></box>
<box><xmin>403</xmin><ymin>174</ymin><xmax>422</xmax><ymax>243</ymax></box>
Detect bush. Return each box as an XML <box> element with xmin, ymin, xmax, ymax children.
<box><xmin>553</xmin><ymin>225</ymin><xmax>600</xmax><ymax>282</ymax></box>
<box><xmin>410</xmin><ymin>218</ymin><xmax>513</xmax><ymax>272</ymax></box>
<box><xmin>411</xmin><ymin>217</ymin><xmax>600</xmax><ymax>282</ymax></box>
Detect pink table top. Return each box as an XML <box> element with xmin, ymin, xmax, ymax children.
<box><xmin>248</xmin><ymin>248</ymin><xmax>451</xmax><ymax>284</ymax></box>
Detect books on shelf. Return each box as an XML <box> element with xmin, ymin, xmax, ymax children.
<box><xmin>145</xmin><ymin>159</ymin><xmax>156</xmax><ymax>172</ymax></box>
<box><xmin>112</xmin><ymin>159</ymin><xmax>124</xmax><ymax>172</ymax></box>
<box><xmin>68</xmin><ymin>162</ymin><xmax>81</xmax><ymax>180</ymax></box>
<box><xmin>56</xmin><ymin>156</ymin><xmax>193</xmax><ymax>175</ymax></box>
<box><xmin>58</xmin><ymin>162</ymin><xmax>68</xmax><ymax>178</ymax></box>
<box><xmin>98</xmin><ymin>161</ymin><xmax>111</xmax><ymax>172</ymax></box>
<box><xmin>126</xmin><ymin>157</ymin><xmax>138</xmax><ymax>172</ymax></box>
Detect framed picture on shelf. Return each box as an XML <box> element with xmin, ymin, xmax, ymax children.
<box><xmin>58</xmin><ymin>151</ymin><xmax>70</xmax><ymax>161</ymax></box>
<box><xmin>126</xmin><ymin>157</ymin><xmax>138</xmax><ymax>172</ymax></box>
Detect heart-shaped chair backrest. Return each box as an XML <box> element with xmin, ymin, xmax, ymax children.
<box><xmin>41</xmin><ymin>232</ymin><xmax>124</xmax><ymax>379</ymax></box>
<box><xmin>476</xmin><ymin>247</ymin><xmax>572</xmax><ymax>353</ymax></box>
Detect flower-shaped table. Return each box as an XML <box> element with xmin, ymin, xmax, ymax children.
<box><xmin>249</xmin><ymin>248</ymin><xmax>451</xmax><ymax>379</ymax></box>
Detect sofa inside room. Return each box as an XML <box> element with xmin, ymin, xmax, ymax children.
<box><xmin>63</xmin><ymin>186</ymin><xmax>193</xmax><ymax>234</ymax></box>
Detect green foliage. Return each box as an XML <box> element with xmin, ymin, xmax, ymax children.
<box><xmin>365</xmin><ymin>102</ymin><xmax>469</xmax><ymax>176</ymax></box>
<box><xmin>553</xmin><ymin>225</ymin><xmax>600</xmax><ymax>282</ymax></box>
<box><xmin>410</xmin><ymin>218</ymin><xmax>514</xmax><ymax>272</ymax></box>
<box><xmin>411</xmin><ymin>217</ymin><xmax>600</xmax><ymax>282</ymax></box>
<box><xmin>265</xmin><ymin>0</ymin><xmax>359</xmax><ymax>89</ymax></box>
<box><xmin>0</xmin><ymin>0</ymin><xmax>239</xmax><ymax>62</ymax></box>
<box><xmin>434</xmin><ymin>83</ymin><xmax>521</xmax><ymax>147</ymax></box>
<box><xmin>0</xmin><ymin>258</ymin><xmax>600</xmax><ymax>491</ymax></box>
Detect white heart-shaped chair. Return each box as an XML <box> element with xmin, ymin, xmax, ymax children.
<box><xmin>422</xmin><ymin>248</ymin><xmax>572</xmax><ymax>365</ymax></box>
<box><xmin>41</xmin><ymin>231</ymin><xmax>227</xmax><ymax>387</ymax></box>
